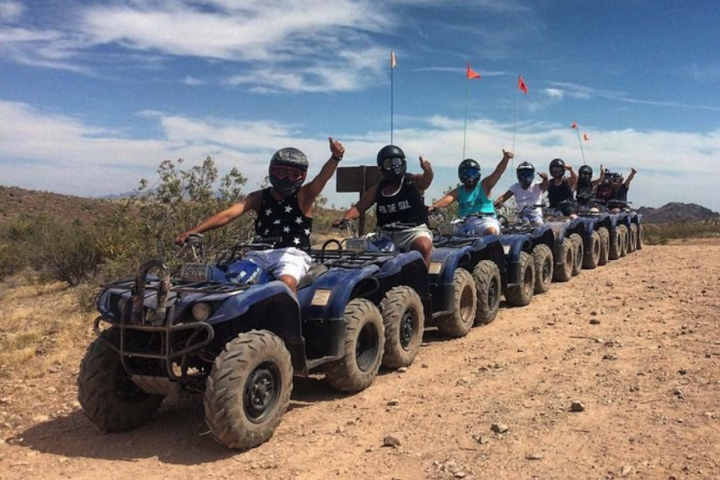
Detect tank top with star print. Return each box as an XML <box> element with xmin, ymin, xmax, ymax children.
<box><xmin>254</xmin><ymin>188</ymin><xmax>312</xmax><ymax>250</ymax></box>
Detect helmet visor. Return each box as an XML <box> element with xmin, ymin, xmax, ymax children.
<box><xmin>381</xmin><ymin>157</ymin><xmax>405</xmax><ymax>170</ymax></box>
<box><xmin>550</xmin><ymin>166</ymin><xmax>565</xmax><ymax>177</ymax></box>
<box><xmin>270</xmin><ymin>165</ymin><xmax>306</xmax><ymax>182</ymax></box>
<box><xmin>460</xmin><ymin>166</ymin><xmax>481</xmax><ymax>181</ymax></box>
<box><xmin>517</xmin><ymin>170</ymin><xmax>534</xmax><ymax>182</ymax></box>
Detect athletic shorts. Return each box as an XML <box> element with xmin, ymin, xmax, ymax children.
<box><xmin>243</xmin><ymin>247</ymin><xmax>312</xmax><ymax>283</ymax></box>
<box><xmin>455</xmin><ymin>216</ymin><xmax>501</xmax><ymax>236</ymax></box>
<box><xmin>518</xmin><ymin>211</ymin><xmax>544</xmax><ymax>227</ymax></box>
<box><xmin>381</xmin><ymin>224</ymin><xmax>433</xmax><ymax>252</ymax></box>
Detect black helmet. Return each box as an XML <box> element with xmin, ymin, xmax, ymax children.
<box><xmin>458</xmin><ymin>158</ymin><xmax>481</xmax><ymax>188</ymax></box>
<box><xmin>377</xmin><ymin>145</ymin><xmax>407</xmax><ymax>181</ymax></box>
<box><xmin>269</xmin><ymin>147</ymin><xmax>308</xmax><ymax>196</ymax></box>
<box><xmin>578</xmin><ymin>165</ymin><xmax>593</xmax><ymax>187</ymax></box>
<box><xmin>549</xmin><ymin>158</ymin><xmax>566</xmax><ymax>178</ymax></box>
<box><xmin>516</xmin><ymin>161</ymin><xmax>535</xmax><ymax>189</ymax></box>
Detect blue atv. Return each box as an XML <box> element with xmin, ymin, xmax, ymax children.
<box><xmin>78</xmin><ymin>235</ymin><xmax>388</xmax><ymax>451</ymax></box>
<box><xmin>312</xmin><ymin>228</ymin><xmax>429</xmax><ymax>369</ymax></box>
<box><xmin>544</xmin><ymin>201</ymin><xmax>604</xmax><ymax>277</ymax></box>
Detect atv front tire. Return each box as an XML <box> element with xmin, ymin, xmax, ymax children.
<box><xmin>505</xmin><ymin>251</ymin><xmax>535</xmax><ymax>307</ymax></box>
<box><xmin>436</xmin><ymin>268</ymin><xmax>477</xmax><ymax>338</ymax></box>
<box><xmin>532</xmin><ymin>244</ymin><xmax>553</xmax><ymax>294</ymax></box>
<box><xmin>379</xmin><ymin>286</ymin><xmax>424</xmax><ymax>368</ymax></box>
<box><xmin>583</xmin><ymin>230</ymin><xmax>600</xmax><ymax>270</ymax></box>
<box><xmin>473</xmin><ymin>260</ymin><xmax>502</xmax><ymax>325</ymax></box>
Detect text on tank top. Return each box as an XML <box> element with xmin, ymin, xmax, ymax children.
<box><xmin>375</xmin><ymin>175</ymin><xmax>428</xmax><ymax>227</ymax></box>
<box><xmin>254</xmin><ymin>188</ymin><xmax>312</xmax><ymax>250</ymax></box>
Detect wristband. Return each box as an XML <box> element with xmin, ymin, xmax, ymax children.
<box><xmin>331</xmin><ymin>154</ymin><xmax>343</xmax><ymax>162</ymax></box>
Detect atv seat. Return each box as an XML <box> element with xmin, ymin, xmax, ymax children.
<box><xmin>297</xmin><ymin>263</ymin><xmax>328</xmax><ymax>290</ymax></box>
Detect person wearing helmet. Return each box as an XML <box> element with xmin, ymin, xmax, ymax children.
<box><xmin>335</xmin><ymin>144</ymin><xmax>435</xmax><ymax>265</ymax></box>
<box><xmin>494</xmin><ymin>161</ymin><xmax>549</xmax><ymax>227</ymax></box>
<box><xmin>600</xmin><ymin>167</ymin><xmax>637</xmax><ymax>212</ymax></box>
<box><xmin>429</xmin><ymin>149</ymin><xmax>514</xmax><ymax>236</ymax></box>
<box><xmin>546</xmin><ymin>158</ymin><xmax>578</xmax><ymax>217</ymax></box>
<box><xmin>575</xmin><ymin>164</ymin><xmax>605</xmax><ymax>207</ymax></box>
<box><xmin>175</xmin><ymin>137</ymin><xmax>346</xmax><ymax>294</ymax></box>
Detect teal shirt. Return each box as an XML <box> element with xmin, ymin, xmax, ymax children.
<box><xmin>457</xmin><ymin>183</ymin><xmax>495</xmax><ymax>217</ymax></box>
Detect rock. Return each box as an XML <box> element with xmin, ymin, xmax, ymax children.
<box><xmin>570</xmin><ymin>401</ymin><xmax>585</xmax><ymax>412</ymax></box>
<box><xmin>526</xmin><ymin>452</ymin><xmax>544</xmax><ymax>460</ymax></box>
<box><xmin>382</xmin><ymin>435</ymin><xmax>401</xmax><ymax>448</ymax></box>
<box><xmin>491</xmin><ymin>422</ymin><xmax>509</xmax><ymax>433</ymax></box>
<box><xmin>387</xmin><ymin>399</ymin><xmax>400</xmax><ymax>406</ymax></box>
<box><xmin>589</xmin><ymin>319</ymin><xmax>601</xmax><ymax>325</ymax></box>
<box><xmin>397</xmin><ymin>367</ymin><xmax>408</xmax><ymax>373</ymax></box>
<box><xmin>32</xmin><ymin>415</ymin><xmax>50</xmax><ymax>423</ymax></box>
<box><xmin>620</xmin><ymin>465</ymin><xmax>635</xmax><ymax>477</ymax></box>
<box><xmin>603</xmin><ymin>353</ymin><xmax>617</xmax><ymax>361</ymax></box>
<box><xmin>421</xmin><ymin>364</ymin><xmax>429</xmax><ymax>368</ymax></box>
<box><xmin>590</xmin><ymin>310</ymin><xmax>598</xmax><ymax>316</ymax></box>
<box><xmin>678</xmin><ymin>369</ymin><xmax>688</xmax><ymax>375</ymax></box>
<box><xmin>473</xmin><ymin>434</ymin><xmax>489</xmax><ymax>444</ymax></box>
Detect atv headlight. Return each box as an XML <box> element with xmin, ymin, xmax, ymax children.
<box><xmin>311</xmin><ymin>289</ymin><xmax>332</xmax><ymax>307</ymax></box>
<box><xmin>428</xmin><ymin>261</ymin><xmax>443</xmax><ymax>275</ymax></box>
<box><xmin>191</xmin><ymin>302</ymin><xmax>212</xmax><ymax>322</ymax></box>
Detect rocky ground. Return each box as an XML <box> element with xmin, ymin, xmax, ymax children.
<box><xmin>1</xmin><ymin>242</ymin><xmax>719</xmax><ymax>479</ymax></box>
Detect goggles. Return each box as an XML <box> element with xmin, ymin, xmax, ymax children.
<box><xmin>550</xmin><ymin>166</ymin><xmax>565</xmax><ymax>176</ymax></box>
<box><xmin>461</xmin><ymin>167</ymin><xmax>481</xmax><ymax>179</ymax></box>
<box><xmin>381</xmin><ymin>157</ymin><xmax>405</xmax><ymax>170</ymax></box>
<box><xmin>270</xmin><ymin>165</ymin><xmax>306</xmax><ymax>182</ymax></box>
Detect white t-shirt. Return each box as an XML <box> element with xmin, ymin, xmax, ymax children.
<box><xmin>509</xmin><ymin>181</ymin><xmax>544</xmax><ymax>216</ymax></box>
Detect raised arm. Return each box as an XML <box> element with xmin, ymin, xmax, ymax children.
<box><xmin>624</xmin><ymin>167</ymin><xmax>637</xmax><ymax>188</ymax></box>
<box><xmin>339</xmin><ymin>185</ymin><xmax>378</xmax><ymax>221</ymax></box>
<box><xmin>538</xmin><ymin>171</ymin><xmax>550</xmax><ymax>191</ymax></box>
<box><xmin>566</xmin><ymin>164</ymin><xmax>578</xmax><ymax>191</ymax></box>
<box><xmin>175</xmin><ymin>190</ymin><xmax>262</xmax><ymax>244</ymax></box>
<box><xmin>298</xmin><ymin>137</ymin><xmax>345</xmax><ymax>212</ymax></box>
<box><xmin>482</xmin><ymin>149</ymin><xmax>513</xmax><ymax>192</ymax></box>
<box><xmin>412</xmin><ymin>156</ymin><xmax>434</xmax><ymax>192</ymax></box>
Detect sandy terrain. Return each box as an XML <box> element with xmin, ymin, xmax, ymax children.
<box><xmin>1</xmin><ymin>243</ymin><xmax>719</xmax><ymax>479</ymax></box>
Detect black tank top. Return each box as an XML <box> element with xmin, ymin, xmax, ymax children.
<box><xmin>547</xmin><ymin>180</ymin><xmax>573</xmax><ymax>208</ymax></box>
<box><xmin>254</xmin><ymin>188</ymin><xmax>312</xmax><ymax>250</ymax></box>
<box><xmin>576</xmin><ymin>182</ymin><xmax>594</xmax><ymax>205</ymax></box>
<box><xmin>375</xmin><ymin>175</ymin><xmax>428</xmax><ymax>227</ymax></box>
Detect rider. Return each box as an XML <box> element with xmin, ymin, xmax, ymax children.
<box><xmin>546</xmin><ymin>158</ymin><xmax>578</xmax><ymax>217</ymax></box>
<box><xmin>175</xmin><ymin>138</ymin><xmax>345</xmax><ymax>294</ymax></box>
<box><xmin>575</xmin><ymin>164</ymin><xmax>605</xmax><ymax>207</ymax></box>
<box><xmin>494</xmin><ymin>161</ymin><xmax>549</xmax><ymax>227</ymax></box>
<box><xmin>429</xmin><ymin>149</ymin><xmax>514</xmax><ymax>236</ymax></box>
<box><xmin>334</xmin><ymin>145</ymin><xmax>434</xmax><ymax>266</ymax></box>
<box><xmin>600</xmin><ymin>167</ymin><xmax>637</xmax><ymax>212</ymax></box>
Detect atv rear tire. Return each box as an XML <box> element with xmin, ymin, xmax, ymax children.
<box><xmin>379</xmin><ymin>286</ymin><xmax>424</xmax><ymax>368</ymax></box>
<box><xmin>597</xmin><ymin>227</ymin><xmax>610</xmax><ymax>266</ymax></box>
<box><xmin>570</xmin><ymin>233</ymin><xmax>583</xmax><ymax>276</ymax></box>
<box><xmin>436</xmin><ymin>268</ymin><xmax>477</xmax><ymax>338</ymax></box>
<box><xmin>77</xmin><ymin>328</ymin><xmax>165</xmax><ymax>433</ymax></box>
<box><xmin>324</xmin><ymin>299</ymin><xmax>384</xmax><ymax>392</ymax></box>
<box><xmin>532</xmin><ymin>244</ymin><xmax>553</xmax><ymax>294</ymax></box>
<box><xmin>618</xmin><ymin>225</ymin><xmax>628</xmax><ymax>257</ymax></box>
<box><xmin>472</xmin><ymin>260</ymin><xmax>502</xmax><ymax>325</ymax></box>
<box><xmin>553</xmin><ymin>240</ymin><xmax>574</xmax><ymax>282</ymax></box>
<box><xmin>505</xmin><ymin>251</ymin><xmax>535</xmax><ymax>307</ymax></box>
<box><xmin>636</xmin><ymin>224</ymin><xmax>644</xmax><ymax>250</ymax></box>
<box><xmin>582</xmin><ymin>230</ymin><xmax>601</xmax><ymax>270</ymax></box>
<box><xmin>609</xmin><ymin>228</ymin><xmax>621</xmax><ymax>260</ymax></box>
<box><xmin>204</xmin><ymin>330</ymin><xmax>293</xmax><ymax>451</ymax></box>
<box><xmin>629</xmin><ymin>224</ymin><xmax>638</xmax><ymax>253</ymax></box>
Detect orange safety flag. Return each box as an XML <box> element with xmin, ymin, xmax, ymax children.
<box><xmin>390</xmin><ymin>50</ymin><xmax>396</xmax><ymax>69</ymax></box>
<box><xmin>466</xmin><ymin>62</ymin><xmax>481</xmax><ymax>80</ymax></box>
<box><xmin>583</xmin><ymin>133</ymin><xmax>590</xmax><ymax>141</ymax></box>
<box><xmin>571</xmin><ymin>121</ymin><xmax>578</xmax><ymax>129</ymax></box>
<box><xmin>518</xmin><ymin>75</ymin><xmax>528</xmax><ymax>94</ymax></box>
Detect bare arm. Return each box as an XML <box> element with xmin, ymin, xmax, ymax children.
<box><xmin>538</xmin><ymin>172</ymin><xmax>550</xmax><ymax>191</ymax></box>
<box><xmin>175</xmin><ymin>190</ymin><xmax>262</xmax><ymax>244</ymax></box>
<box><xmin>341</xmin><ymin>186</ymin><xmax>378</xmax><ymax>220</ymax></box>
<box><xmin>412</xmin><ymin>156</ymin><xmax>434</xmax><ymax>192</ymax></box>
<box><xmin>430</xmin><ymin>188</ymin><xmax>459</xmax><ymax>209</ymax></box>
<box><xmin>481</xmin><ymin>149</ymin><xmax>513</xmax><ymax>193</ymax></box>
<box><xmin>566</xmin><ymin>164</ymin><xmax>578</xmax><ymax>191</ymax></box>
<box><xmin>298</xmin><ymin>137</ymin><xmax>345</xmax><ymax>213</ymax></box>
<box><xmin>624</xmin><ymin>167</ymin><xmax>637</xmax><ymax>188</ymax></box>
<box><xmin>495</xmin><ymin>189</ymin><xmax>514</xmax><ymax>205</ymax></box>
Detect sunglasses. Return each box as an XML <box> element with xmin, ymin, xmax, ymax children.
<box><xmin>270</xmin><ymin>165</ymin><xmax>306</xmax><ymax>181</ymax></box>
<box><xmin>381</xmin><ymin>157</ymin><xmax>404</xmax><ymax>170</ymax></box>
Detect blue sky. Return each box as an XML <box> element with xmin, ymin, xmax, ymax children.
<box><xmin>2</xmin><ymin>0</ymin><xmax>720</xmax><ymax>211</ymax></box>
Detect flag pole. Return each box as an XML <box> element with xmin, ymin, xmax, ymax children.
<box><xmin>463</xmin><ymin>75</ymin><xmax>469</xmax><ymax>159</ymax></box>
<box><xmin>390</xmin><ymin>51</ymin><xmax>395</xmax><ymax>144</ymax></box>
<box><xmin>512</xmin><ymin>75</ymin><xmax>520</xmax><ymax>155</ymax></box>
<box><xmin>575</xmin><ymin>126</ymin><xmax>586</xmax><ymax>165</ymax></box>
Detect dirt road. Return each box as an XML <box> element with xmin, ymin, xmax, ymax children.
<box><xmin>2</xmin><ymin>243</ymin><xmax>719</xmax><ymax>479</ymax></box>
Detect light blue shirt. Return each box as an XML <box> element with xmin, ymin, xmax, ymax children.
<box><xmin>457</xmin><ymin>183</ymin><xmax>495</xmax><ymax>217</ymax></box>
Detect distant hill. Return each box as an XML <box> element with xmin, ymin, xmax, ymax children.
<box><xmin>0</xmin><ymin>186</ymin><xmax>118</xmax><ymax>225</ymax></box>
<box><xmin>637</xmin><ymin>202</ymin><xmax>720</xmax><ymax>224</ymax></box>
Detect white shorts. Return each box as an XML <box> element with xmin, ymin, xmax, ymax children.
<box><xmin>381</xmin><ymin>224</ymin><xmax>433</xmax><ymax>252</ymax></box>
<box><xmin>455</xmin><ymin>216</ymin><xmax>501</xmax><ymax>236</ymax></box>
<box><xmin>243</xmin><ymin>247</ymin><xmax>312</xmax><ymax>283</ymax></box>
<box><xmin>518</xmin><ymin>211</ymin><xmax>544</xmax><ymax>227</ymax></box>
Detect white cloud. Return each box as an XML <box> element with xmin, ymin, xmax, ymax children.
<box><xmin>0</xmin><ymin>1</ymin><xmax>24</xmax><ymax>22</ymax></box>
